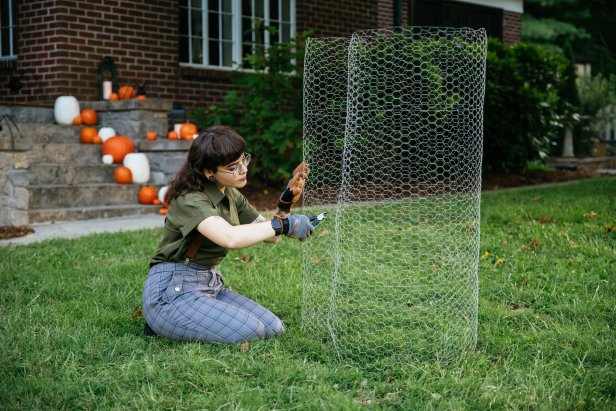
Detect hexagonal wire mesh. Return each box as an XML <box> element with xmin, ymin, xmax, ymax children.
<box><xmin>301</xmin><ymin>27</ymin><xmax>487</xmax><ymax>366</ymax></box>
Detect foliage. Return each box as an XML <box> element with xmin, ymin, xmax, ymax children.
<box><xmin>577</xmin><ymin>73</ymin><xmax>616</xmax><ymax>115</ymax></box>
<box><xmin>483</xmin><ymin>38</ymin><xmax>577</xmax><ymax>173</ymax></box>
<box><xmin>577</xmin><ymin>72</ymin><xmax>616</xmax><ymax>134</ymax></box>
<box><xmin>191</xmin><ymin>30</ymin><xmax>311</xmax><ymax>185</ymax></box>
<box><xmin>0</xmin><ymin>178</ymin><xmax>614</xmax><ymax>409</ymax></box>
<box><xmin>522</xmin><ymin>0</ymin><xmax>616</xmax><ymax>77</ymax></box>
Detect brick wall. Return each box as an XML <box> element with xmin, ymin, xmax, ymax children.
<box><xmin>1</xmin><ymin>0</ymin><xmax>205</xmax><ymax>107</ymax></box>
<box><xmin>502</xmin><ymin>10</ymin><xmax>522</xmax><ymax>45</ymax></box>
<box><xmin>0</xmin><ymin>1</ymin><xmax>520</xmax><ymax>110</ymax></box>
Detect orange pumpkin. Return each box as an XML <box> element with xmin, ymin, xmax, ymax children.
<box><xmin>102</xmin><ymin>136</ymin><xmax>135</xmax><ymax>163</ymax></box>
<box><xmin>72</xmin><ymin>115</ymin><xmax>82</xmax><ymax>125</ymax></box>
<box><xmin>180</xmin><ymin>123</ymin><xmax>198</xmax><ymax>140</ymax></box>
<box><xmin>167</xmin><ymin>131</ymin><xmax>179</xmax><ymax>140</ymax></box>
<box><xmin>114</xmin><ymin>166</ymin><xmax>133</xmax><ymax>184</ymax></box>
<box><xmin>81</xmin><ymin>109</ymin><xmax>97</xmax><ymax>126</ymax></box>
<box><xmin>159</xmin><ymin>208</ymin><xmax>168</xmax><ymax>215</ymax></box>
<box><xmin>152</xmin><ymin>199</ymin><xmax>162</xmax><ymax>205</ymax></box>
<box><xmin>92</xmin><ymin>135</ymin><xmax>102</xmax><ymax>144</ymax></box>
<box><xmin>118</xmin><ymin>85</ymin><xmax>136</xmax><ymax>100</ymax></box>
<box><xmin>138</xmin><ymin>186</ymin><xmax>157</xmax><ymax>204</ymax></box>
<box><xmin>109</xmin><ymin>93</ymin><xmax>119</xmax><ymax>101</ymax></box>
<box><xmin>80</xmin><ymin>127</ymin><xmax>98</xmax><ymax>144</ymax></box>
<box><xmin>146</xmin><ymin>131</ymin><xmax>157</xmax><ymax>140</ymax></box>
<box><xmin>137</xmin><ymin>95</ymin><xmax>146</xmax><ymax>101</ymax></box>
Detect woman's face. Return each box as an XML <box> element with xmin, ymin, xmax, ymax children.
<box><xmin>210</xmin><ymin>153</ymin><xmax>250</xmax><ymax>189</ymax></box>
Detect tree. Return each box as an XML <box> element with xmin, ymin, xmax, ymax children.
<box><xmin>522</xmin><ymin>0</ymin><xmax>616</xmax><ymax>76</ymax></box>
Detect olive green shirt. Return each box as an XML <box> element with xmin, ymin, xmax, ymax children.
<box><xmin>150</xmin><ymin>182</ymin><xmax>260</xmax><ymax>267</ymax></box>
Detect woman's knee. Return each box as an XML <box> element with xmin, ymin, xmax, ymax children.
<box><xmin>265</xmin><ymin>316</ymin><xmax>285</xmax><ymax>338</ymax></box>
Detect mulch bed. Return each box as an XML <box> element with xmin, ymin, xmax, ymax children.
<box><xmin>0</xmin><ymin>225</ymin><xmax>35</xmax><ymax>240</ymax></box>
<box><xmin>481</xmin><ymin>169</ymin><xmax>597</xmax><ymax>191</ymax></box>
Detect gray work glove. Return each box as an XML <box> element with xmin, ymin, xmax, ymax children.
<box><xmin>271</xmin><ymin>213</ymin><xmax>315</xmax><ymax>242</ymax></box>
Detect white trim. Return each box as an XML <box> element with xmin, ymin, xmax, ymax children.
<box><xmin>233</xmin><ymin>0</ymin><xmax>242</xmax><ymax>66</ymax></box>
<box><xmin>449</xmin><ymin>0</ymin><xmax>523</xmax><ymax>14</ymax></box>
<box><xmin>290</xmin><ymin>0</ymin><xmax>296</xmax><ymax>40</ymax></box>
<box><xmin>1</xmin><ymin>0</ymin><xmax>17</xmax><ymax>58</ymax></box>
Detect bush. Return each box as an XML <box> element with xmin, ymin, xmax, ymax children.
<box><xmin>483</xmin><ymin>38</ymin><xmax>577</xmax><ymax>173</ymax></box>
<box><xmin>191</xmin><ymin>31</ymin><xmax>310</xmax><ymax>185</ymax></box>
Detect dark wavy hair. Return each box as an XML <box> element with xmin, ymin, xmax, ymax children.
<box><xmin>165</xmin><ymin>125</ymin><xmax>246</xmax><ymax>203</ymax></box>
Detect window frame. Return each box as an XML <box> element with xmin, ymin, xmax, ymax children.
<box><xmin>0</xmin><ymin>0</ymin><xmax>17</xmax><ymax>60</ymax></box>
<box><xmin>179</xmin><ymin>0</ymin><xmax>296</xmax><ymax>71</ymax></box>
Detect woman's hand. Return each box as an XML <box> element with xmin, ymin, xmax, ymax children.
<box><xmin>271</xmin><ymin>214</ymin><xmax>315</xmax><ymax>242</ymax></box>
<box><xmin>277</xmin><ymin>162</ymin><xmax>310</xmax><ymax>214</ymax></box>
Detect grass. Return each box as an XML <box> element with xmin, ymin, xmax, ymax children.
<box><xmin>1</xmin><ymin>177</ymin><xmax>614</xmax><ymax>410</ymax></box>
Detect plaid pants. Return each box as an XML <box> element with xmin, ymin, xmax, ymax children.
<box><xmin>142</xmin><ymin>261</ymin><xmax>285</xmax><ymax>343</ymax></box>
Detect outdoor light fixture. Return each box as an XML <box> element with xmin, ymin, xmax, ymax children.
<box><xmin>98</xmin><ymin>56</ymin><xmax>117</xmax><ymax>100</ymax></box>
<box><xmin>169</xmin><ymin>106</ymin><xmax>187</xmax><ymax>132</ymax></box>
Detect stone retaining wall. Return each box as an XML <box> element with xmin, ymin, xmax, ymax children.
<box><xmin>0</xmin><ymin>125</ymin><xmax>32</xmax><ymax>226</ymax></box>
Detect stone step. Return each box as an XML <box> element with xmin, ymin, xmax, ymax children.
<box><xmin>25</xmin><ymin>143</ymin><xmax>103</xmax><ymax>165</ymax></box>
<box><xmin>14</xmin><ymin>123</ymin><xmax>82</xmax><ymax>144</ymax></box>
<box><xmin>29</xmin><ymin>183</ymin><xmax>143</xmax><ymax>209</ymax></box>
<box><xmin>28</xmin><ymin>164</ymin><xmax>116</xmax><ymax>185</ymax></box>
<box><xmin>0</xmin><ymin>105</ymin><xmax>54</xmax><ymax>124</ymax></box>
<box><xmin>29</xmin><ymin>204</ymin><xmax>160</xmax><ymax>224</ymax></box>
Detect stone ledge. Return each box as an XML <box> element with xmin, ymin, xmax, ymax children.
<box><xmin>138</xmin><ymin>140</ymin><xmax>192</xmax><ymax>152</ymax></box>
<box><xmin>83</xmin><ymin>99</ymin><xmax>173</xmax><ymax>112</ymax></box>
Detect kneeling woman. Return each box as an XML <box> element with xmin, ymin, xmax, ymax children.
<box><xmin>142</xmin><ymin>125</ymin><xmax>313</xmax><ymax>343</ymax></box>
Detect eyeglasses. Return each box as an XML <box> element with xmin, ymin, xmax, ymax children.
<box><xmin>217</xmin><ymin>153</ymin><xmax>251</xmax><ymax>176</ymax></box>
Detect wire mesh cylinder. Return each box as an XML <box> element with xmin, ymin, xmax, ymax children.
<box><xmin>302</xmin><ymin>27</ymin><xmax>487</xmax><ymax>366</ymax></box>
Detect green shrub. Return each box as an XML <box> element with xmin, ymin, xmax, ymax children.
<box><xmin>483</xmin><ymin>38</ymin><xmax>577</xmax><ymax>173</ymax></box>
<box><xmin>191</xmin><ymin>31</ymin><xmax>310</xmax><ymax>185</ymax></box>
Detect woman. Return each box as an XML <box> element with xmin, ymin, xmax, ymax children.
<box><xmin>142</xmin><ymin>125</ymin><xmax>314</xmax><ymax>343</ymax></box>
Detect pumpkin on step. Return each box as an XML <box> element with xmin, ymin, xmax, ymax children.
<box><xmin>138</xmin><ymin>186</ymin><xmax>157</xmax><ymax>204</ymax></box>
<box><xmin>114</xmin><ymin>166</ymin><xmax>133</xmax><ymax>184</ymax></box>
<box><xmin>118</xmin><ymin>85</ymin><xmax>136</xmax><ymax>100</ymax></box>
<box><xmin>81</xmin><ymin>109</ymin><xmax>97</xmax><ymax>126</ymax></box>
<box><xmin>180</xmin><ymin>123</ymin><xmax>198</xmax><ymax>140</ymax></box>
<box><xmin>102</xmin><ymin>136</ymin><xmax>135</xmax><ymax>163</ymax></box>
<box><xmin>80</xmin><ymin>127</ymin><xmax>98</xmax><ymax>144</ymax></box>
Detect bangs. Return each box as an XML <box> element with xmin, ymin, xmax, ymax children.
<box><xmin>193</xmin><ymin>126</ymin><xmax>247</xmax><ymax>169</ymax></box>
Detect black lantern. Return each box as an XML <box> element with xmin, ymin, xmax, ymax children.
<box><xmin>98</xmin><ymin>56</ymin><xmax>117</xmax><ymax>100</ymax></box>
<box><xmin>168</xmin><ymin>106</ymin><xmax>187</xmax><ymax>132</ymax></box>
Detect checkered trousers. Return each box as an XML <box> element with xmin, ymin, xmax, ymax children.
<box><xmin>142</xmin><ymin>261</ymin><xmax>285</xmax><ymax>343</ymax></box>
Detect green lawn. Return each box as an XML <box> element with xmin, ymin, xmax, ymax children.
<box><xmin>1</xmin><ymin>178</ymin><xmax>614</xmax><ymax>410</ymax></box>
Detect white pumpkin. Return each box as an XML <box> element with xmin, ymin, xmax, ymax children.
<box><xmin>123</xmin><ymin>153</ymin><xmax>150</xmax><ymax>184</ymax></box>
<box><xmin>102</xmin><ymin>154</ymin><xmax>114</xmax><ymax>165</ymax></box>
<box><xmin>158</xmin><ymin>186</ymin><xmax>169</xmax><ymax>204</ymax></box>
<box><xmin>54</xmin><ymin>96</ymin><xmax>80</xmax><ymax>125</ymax></box>
<box><xmin>98</xmin><ymin>127</ymin><xmax>116</xmax><ymax>142</ymax></box>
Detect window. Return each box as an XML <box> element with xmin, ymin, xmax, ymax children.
<box><xmin>180</xmin><ymin>0</ymin><xmax>296</xmax><ymax>69</ymax></box>
<box><xmin>410</xmin><ymin>0</ymin><xmax>503</xmax><ymax>40</ymax></box>
<box><xmin>0</xmin><ymin>0</ymin><xmax>17</xmax><ymax>59</ymax></box>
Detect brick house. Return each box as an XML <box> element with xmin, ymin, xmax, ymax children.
<box><xmin>1</xmin><ymin>0</ymin><xmax>522</xmax><ymax>108</ymax></box>
<box><xmin>0</xmin><ymin>0</ymin><xmax>522</xmax><ymax>227</ymax></box>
